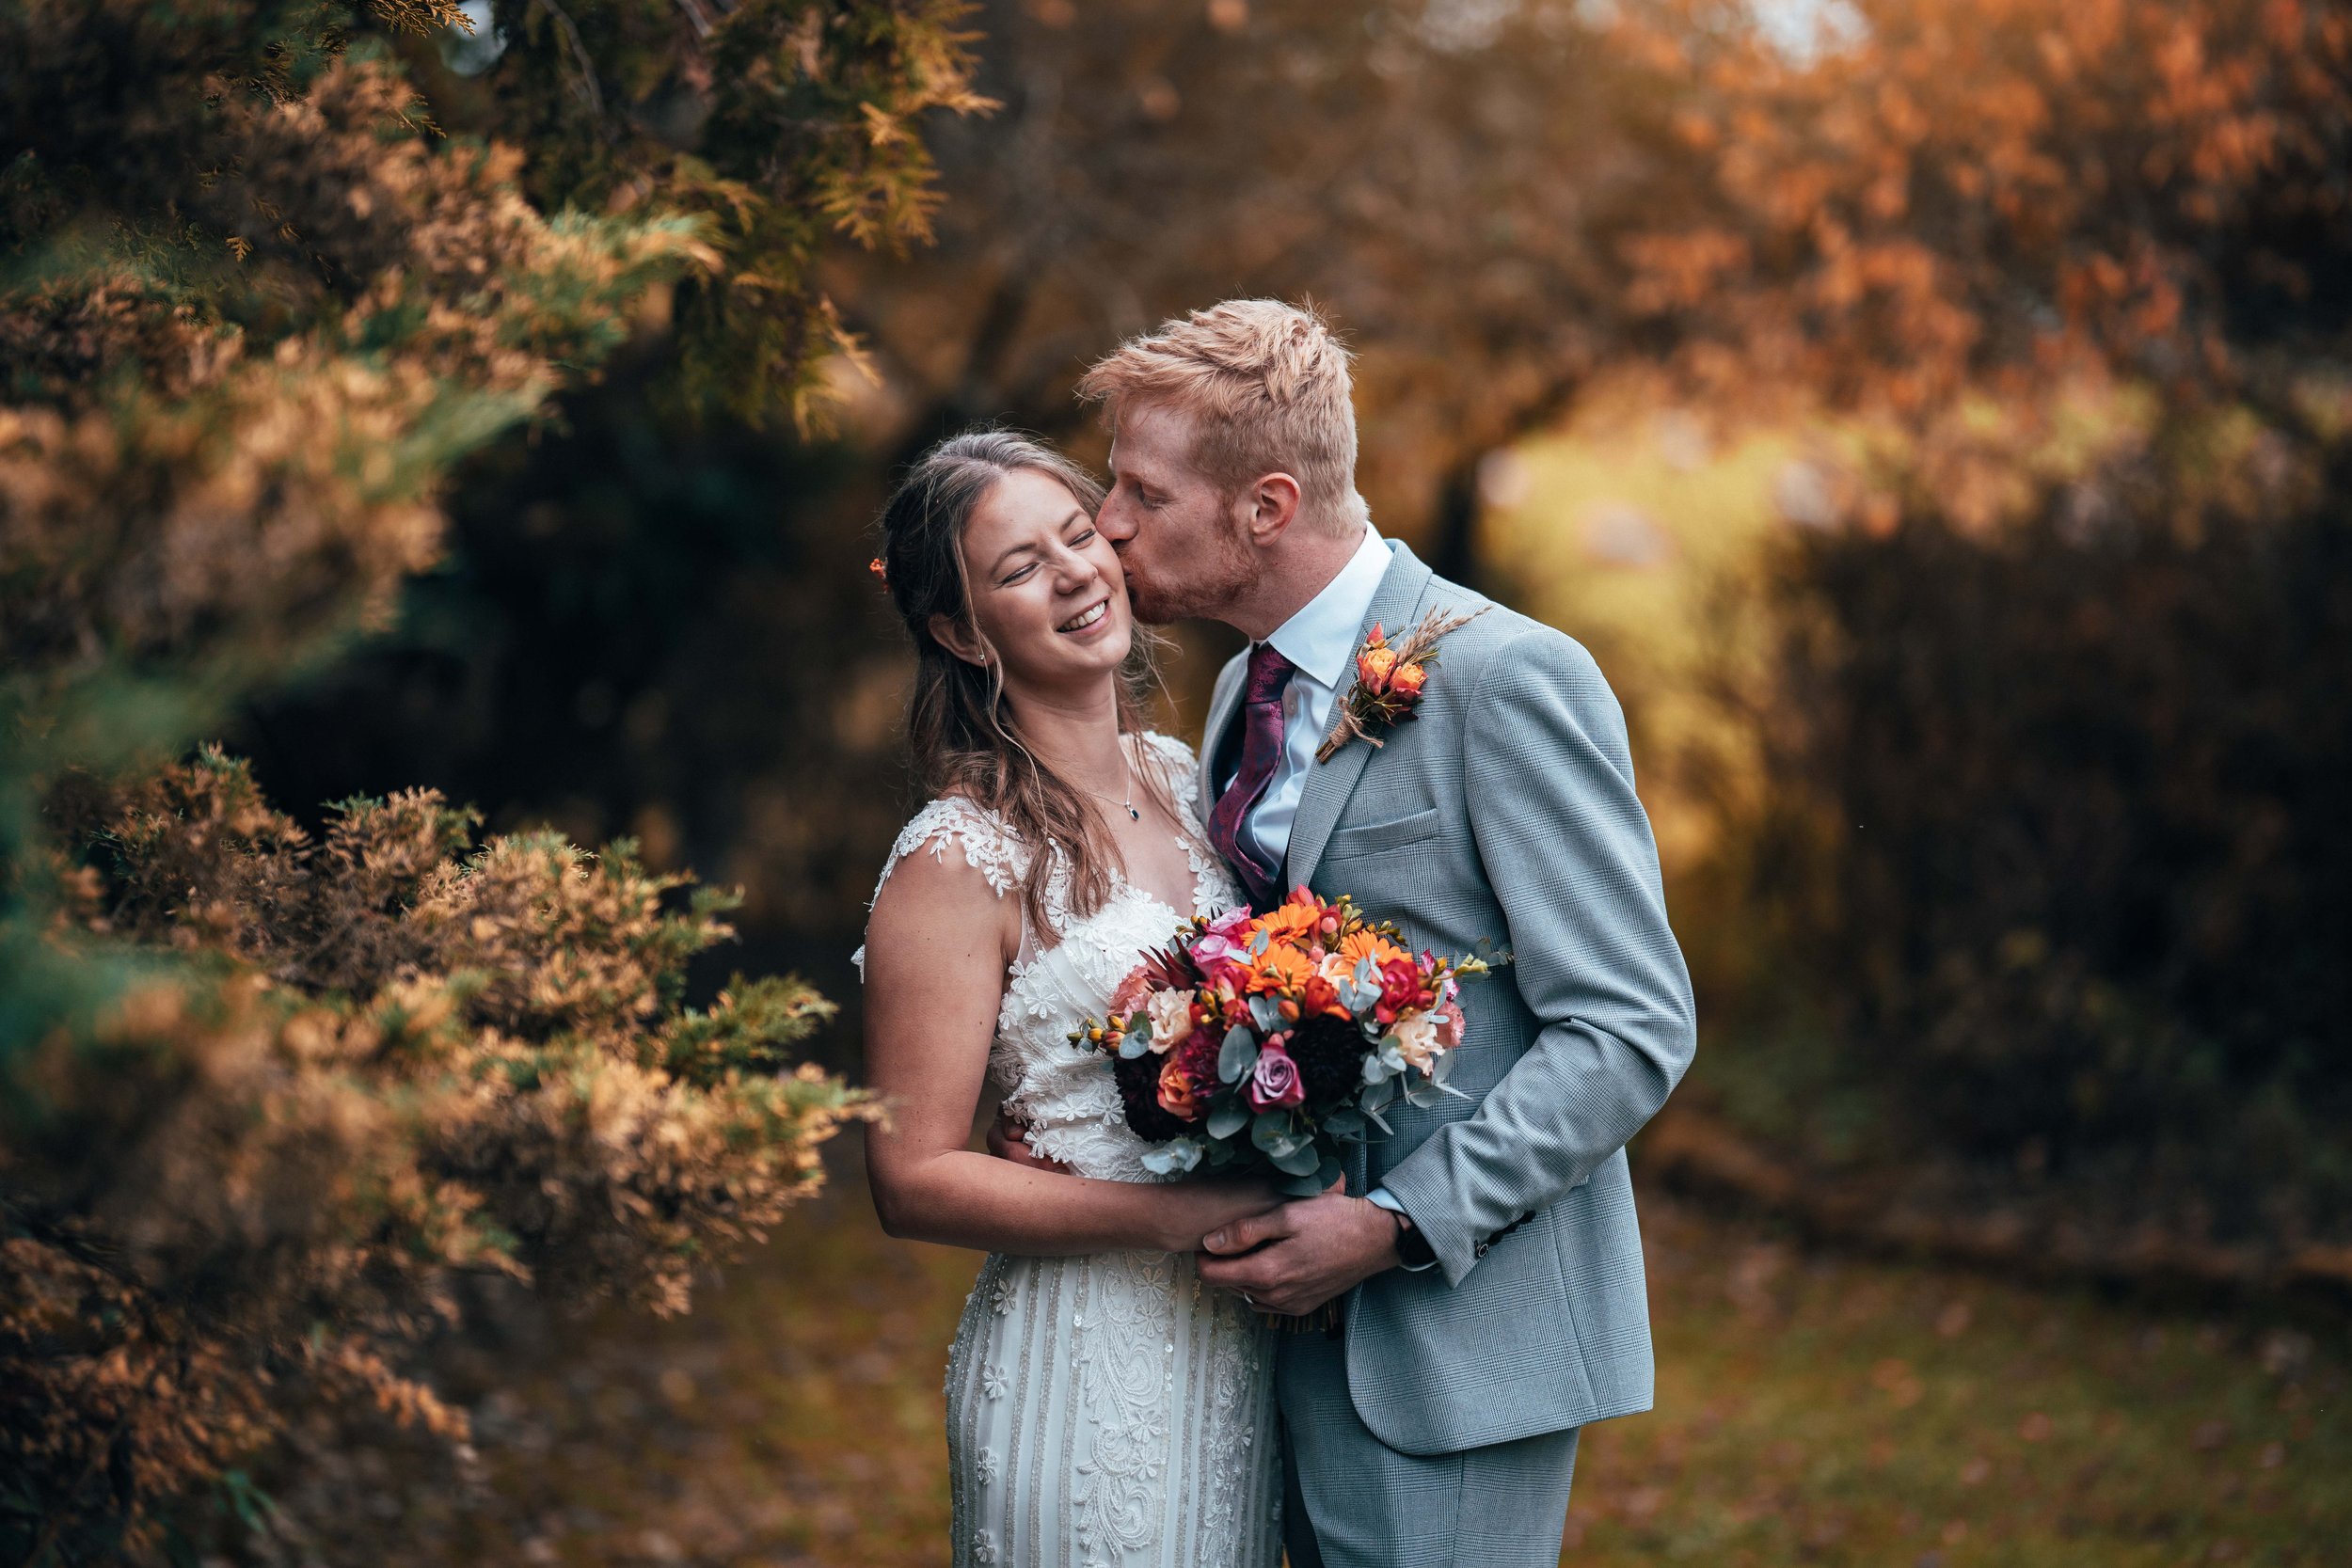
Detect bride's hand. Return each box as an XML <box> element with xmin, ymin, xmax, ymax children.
<box><xmin>1159</xmin><ymin>1174</ymin><xmax>1286</xmax><ymax>1254</ymax></box>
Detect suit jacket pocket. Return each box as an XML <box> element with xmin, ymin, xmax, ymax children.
<box><xmin>1320</xmin><ymin>804</ymin><xmax>1443</xmax><ymax>863</ymax></box>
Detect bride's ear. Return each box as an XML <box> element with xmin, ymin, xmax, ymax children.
<box><xmin>929</xmin><ymin>611</ymin><xmax>991</xmax><ymax>668</ymax></box>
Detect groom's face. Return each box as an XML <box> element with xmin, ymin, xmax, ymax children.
<box><xmin>1097</xmin><ymin>402</ymin><xmax>1256</xmax><ymax>626</ymax></box>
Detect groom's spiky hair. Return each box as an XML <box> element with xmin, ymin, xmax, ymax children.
<box><xmin>1075</xmin><ymin>299</ymin><xmax>1361</xmax><ymax>534</ymax></box>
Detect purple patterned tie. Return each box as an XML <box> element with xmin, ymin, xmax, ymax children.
<box><xmin>1207</xmin><ymin>641</ymin><xmax>1295</xmax><ymax>910</ymax></box>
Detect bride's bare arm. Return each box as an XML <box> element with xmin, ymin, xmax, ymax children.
<box><xmin>863</xmin><ymin>845</ymin><xmax>1278</xmax><ymax>1255</ymax></box>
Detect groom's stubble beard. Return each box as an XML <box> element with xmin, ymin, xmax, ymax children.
<box><xmin>1117</xmin><ymin>510</ymin><xmax>1258</xmax><ymax>626</ymax></box>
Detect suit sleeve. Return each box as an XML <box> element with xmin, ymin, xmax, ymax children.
<box><xmin>1375</xmin><ymin>628</ymin><xmax>1698</xmax><ymax>1285</ymax></box>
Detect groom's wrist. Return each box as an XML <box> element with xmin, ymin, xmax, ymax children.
<box><xmin>1365</xmin><ymin>1188</ymin><xmax>1437</xmax><ymax>1272</ymax></box>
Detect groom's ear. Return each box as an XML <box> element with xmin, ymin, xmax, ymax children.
<box><xmin>928</xmin><ymin>611</ymin><xmax>990</xmax><ymax>668</ymax></box>
<box><xmin>1240</xmin><ymin>471</ymin><xmax>1304</xmax><ymax>546</ymax></box>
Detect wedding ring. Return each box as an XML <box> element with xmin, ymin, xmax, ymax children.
<box><xmin>1241</xmin><ymin>1293</ymin><xmax>1255</xmax><ymax>1307</ymax></box>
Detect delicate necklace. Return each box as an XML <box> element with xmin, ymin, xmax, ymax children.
<box><xmin>1080</xmin><ymin>753</ymin><xmax>1141</xmax><ymax>821</ymax></box>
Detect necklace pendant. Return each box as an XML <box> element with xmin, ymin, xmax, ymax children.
<box><xmin>1126</xmin><ymin>804</ymin><xmax>1141</xmax><ymax>821</ymax></box>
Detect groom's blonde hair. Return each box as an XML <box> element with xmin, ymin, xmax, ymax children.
<box><xmin>1075</xmin><ymin>299</ymin><xmax>1361</xmax><ymax>535</ymax></box>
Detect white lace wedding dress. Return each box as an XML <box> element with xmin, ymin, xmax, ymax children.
<box><xmin>860</xmin><ymin>733</ymin><xmax>1282</xmax><ymax>1568</ymax></box>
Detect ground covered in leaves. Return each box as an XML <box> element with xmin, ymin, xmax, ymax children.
<box><xmin>373</xmin><ymin>1138</ymin><xmax>2347</xmax><ymax>1567</ymax></box>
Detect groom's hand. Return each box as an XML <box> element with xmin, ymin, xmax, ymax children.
<box><xmin>1195</xmin><ymin>1190</ymin><xmax>1403</xmax><ymax>1317</ymax></box>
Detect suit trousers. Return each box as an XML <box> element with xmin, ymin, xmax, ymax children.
<box><xmin>1276</xmin><ymin>1324</ymin><xmax>1580</xmax><ymax>1568</ymax></box>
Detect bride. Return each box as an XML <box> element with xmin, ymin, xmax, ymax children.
<box><xmin>857</xmin><ymin>431</ymin><xmax>1285</xmax><ymax>1567</ymax></box>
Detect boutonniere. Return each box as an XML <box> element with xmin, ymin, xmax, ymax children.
<box><xmin>1315</xmin><ymin>607</ymin><xmax>1485</xmax><ymax>763</ymax></box>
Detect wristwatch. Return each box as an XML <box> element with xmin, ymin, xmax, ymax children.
<box><xmin>1389</xmin><ymin>1206</ymin><xmax>1437</xmax><ymax>1272</ymax></box>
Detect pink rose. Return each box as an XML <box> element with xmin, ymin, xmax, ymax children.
<box><xmin>1192</xmin><ymin>905</ymin><xmax>1256</xmax><ymax>985</ymax></box>
<box><xmin>1109</xmin><ymin>969</ymin><xmax>1154</xmax><ymax>1019</ymax></box>
<box><xmin>1244</xmin><ymin>1042</ymin><xmax>1306</xmax><ymax>1111</ymax></box>
<box><xmin>1205</xmin><ymin>905</ymin><xmax>1256</xmax><ymax>942</ymax></box>
<box><xmin>1435</xmin><ymin>998</ymin><xmax>1467</xmax><ymax>1049</ymax></box>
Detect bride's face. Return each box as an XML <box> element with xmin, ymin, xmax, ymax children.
<box><xmin>940</xmin><ymin>467</ymin><xmax>1132</xmax><ymax>692</ymax></box>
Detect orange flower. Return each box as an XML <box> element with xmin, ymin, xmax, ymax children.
<box><xmin>1358</xmin><ymin>644</ymin><xmax>1398</xmax><ymax>690</ymax></box>
<box><xmin>1300</xmin><ymin>973</ymin><xmax>1352</xmax><ymax>1021</ymax></box>
<box><xmin>1254</xmin><ymin>895</ymin><xmax>1322</xmax><ymax>946</ymax></box>
<box><xmin>1243</xmin><ymin>941</ymin><xmax>1311</xmax><ymax>994</ymax></box>
<box><xmin>1338</xmin><ymin>927</ymin><xmax>1407</xmax><ymax>972</ymax></box>
<box><xmin>1389</xmin><ymin>661</ymin><xmax>1426</xmax><ymax>699</ymax></box>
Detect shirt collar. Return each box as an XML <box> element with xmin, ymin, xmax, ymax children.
<box><xmin>1263</xmin><ymin>525</ymin><xmax>1395</xmax><ymax>689</ymax></box>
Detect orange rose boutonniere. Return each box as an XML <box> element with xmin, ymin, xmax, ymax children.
<box><xmin>1315</xmin><ymin>606</ymin><xmax>1485</xmax><ymax>763</ymax></box>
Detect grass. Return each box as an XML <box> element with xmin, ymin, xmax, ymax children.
<box><xmin>389</xmin><ymin>1135</ymin><xmax>2346</xmax><ymax>1567</ymax></box>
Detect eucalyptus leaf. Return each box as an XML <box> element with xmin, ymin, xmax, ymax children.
<box><xmin>1277</xmin><ymin>1171</ymin><xmax>1329</xmax><ymax>1197</ymax></box>
<box><xmin>1321</xmin><ymin>1106</ymin><xmax>1365</xmax><ymax>1140</ymax></box>
<box><xmin>1118</xmin><ymin>1031</ymin><xmax>1151</xmax><ymax>1059</ymax></box>
<box><xmin>1217</xmin><ymin>1026</ymin><xmax>1260</xmax><ymax>1085</ymax></box>
<box><xmin>1268</xmin><ymin>1140</ymin><xmax>1323</xmax><ymax>1177</ymax></box>
<box><xmin>1205</xmin><ymin>1101</ymin><xmax>1249</xmax><ymax>1140</ymax></box>
<box><xmin>1139</xmin><ymin>1139</ymin><xmax>1202</xmax><ymax>1175</ymax></box>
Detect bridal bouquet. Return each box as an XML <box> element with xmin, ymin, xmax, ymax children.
<box><xmin>1072</xmin><ymin>888</ymin><xmax>1496</xmax><ymax>1194</ymax></box>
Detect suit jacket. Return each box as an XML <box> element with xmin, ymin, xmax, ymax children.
<box><xmin>1196</xmin><ymin>540</ymin><xmax>1697</xmax><ymax>1456</ymax></box>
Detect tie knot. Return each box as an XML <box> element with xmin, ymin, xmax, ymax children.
<box><xmin>1244</xmin><ymin>642</ymin><xmax>1294</xmax><ymax>705</ymax></box>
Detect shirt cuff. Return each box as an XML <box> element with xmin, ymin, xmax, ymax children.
<box><xmin>1366</xmin><ymin>1186</ymin><xmax>1437</xmax><ymax>1271</ymax></box>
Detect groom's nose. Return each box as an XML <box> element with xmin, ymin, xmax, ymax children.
<box><xmin>1096</xmin><ymin>494</ymin><xmax>1137</xmax><ymax>544</ymax></box>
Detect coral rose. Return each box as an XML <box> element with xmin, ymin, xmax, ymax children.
<box><xmin>1389</xmin><ymin>661</ymin><xmax>1426</xmax><ymax>699</ymax></box>
<box><xmin>1157</xmin><ymin>1053</ymin><xmax>1203</xmax><ymax>1119</ymax></box>
<box><xmin>1358</xmin><ymin>644</ymin><xmax>1398</xmax><ymax>689</ymax></box>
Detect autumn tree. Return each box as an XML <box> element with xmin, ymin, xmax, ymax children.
<box><xmin>0</xmin><ymin>1</ymin><xmax>979</xmax><ymax>1558</ymax></box>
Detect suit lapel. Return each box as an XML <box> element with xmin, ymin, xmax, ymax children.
<box><xmin>1197</xmin><ymin>654</ymin><xmax>1248</xmax><ymax>815</ymax></box>
<box><xmin>1283</xmin><ymin>540</ymin><xmax>1436</xmax><ymax>891</ymax></box>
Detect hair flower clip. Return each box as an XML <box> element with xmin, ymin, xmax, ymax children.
<box><xmin>1316</xmin><ymin>606</ymin><xmax>1485</xmax><ymax>763</ymax></box>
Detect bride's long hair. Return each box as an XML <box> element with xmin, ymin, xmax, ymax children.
<box><xmin>874</xmin><ymin>431</ymin><xmax>1176</xmax><ymax>933</ymax></box>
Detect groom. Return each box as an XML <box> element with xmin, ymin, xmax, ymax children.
<box><xmin>1014</xmin><ymin>300</ymin><xmax>1696</xmax><ymax>1566</ymax></box>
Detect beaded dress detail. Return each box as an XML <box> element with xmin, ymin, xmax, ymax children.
<box><xmin>859</xmin><ymin>733</ymin><xmax>1281</xmax><ymax>1568</ymax></box>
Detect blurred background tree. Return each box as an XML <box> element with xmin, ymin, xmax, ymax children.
<box><xmin>0</xmin><ymin>0</ymin><xmax>977</xmax><ymax>1559</ymax></box>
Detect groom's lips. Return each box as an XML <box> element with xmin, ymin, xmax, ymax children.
<box><xmin>1057</xmin><ymin>598</ymin><xmax>1111</xmax><ymax>634</ymax></box>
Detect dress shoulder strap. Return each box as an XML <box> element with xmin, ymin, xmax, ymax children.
<box><xmin>870</xmin><ymin>796</ymin><xmax>1032</xmax><ymax>905</ymax></box>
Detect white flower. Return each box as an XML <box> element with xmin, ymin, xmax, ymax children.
<box><xmin>1391</xmin><ymin>1010</ymin><xmax>1440</xmax><ymax>1072</ymax></box>
<box><xmin>981</xmin><ymin>1362</ymin><xmax>1008</xmax><ymax>1400</ymax></box>
<box><xmin>1145</xmin><ymin>987</ymin><xmax>1195</xmax><ymax>1052</ymax></box>
<box><xmin>976</xmin><ymin>1446</ymin><xmax>1002</xmax><ymax>1486</ymax></box>
<box><xmin>973</xmin><ymin>1528</ymin><xmax>999</xmax><ymax>1563</ymax></box>
<box><xmin>989</xmin><ymin>1276</ymin><xmax>1014</xmax><ymax>1316</ymax></box>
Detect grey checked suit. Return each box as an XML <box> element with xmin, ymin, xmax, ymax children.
<box><xmin>1197</xmin><ymin>541</ymin><xmax>1697</xmax><ymax>1566</ymax></box>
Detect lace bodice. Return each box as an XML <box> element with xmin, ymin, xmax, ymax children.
<box><xmin>860</xmin><ymin>732</ymin><xmax>1244</xmax><ymax>1183</ymax></box>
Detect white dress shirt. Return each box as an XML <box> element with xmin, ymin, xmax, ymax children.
<box><xmin>1232</xmin><ymin>523</ymin><xmax>1396</xmax><ymax>877</ymax></box>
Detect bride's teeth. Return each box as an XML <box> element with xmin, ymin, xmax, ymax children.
<box><xmin>1061</xmin><ymin>602</ymin><xmax>1106</xmax><ymax>632</ymax></box>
